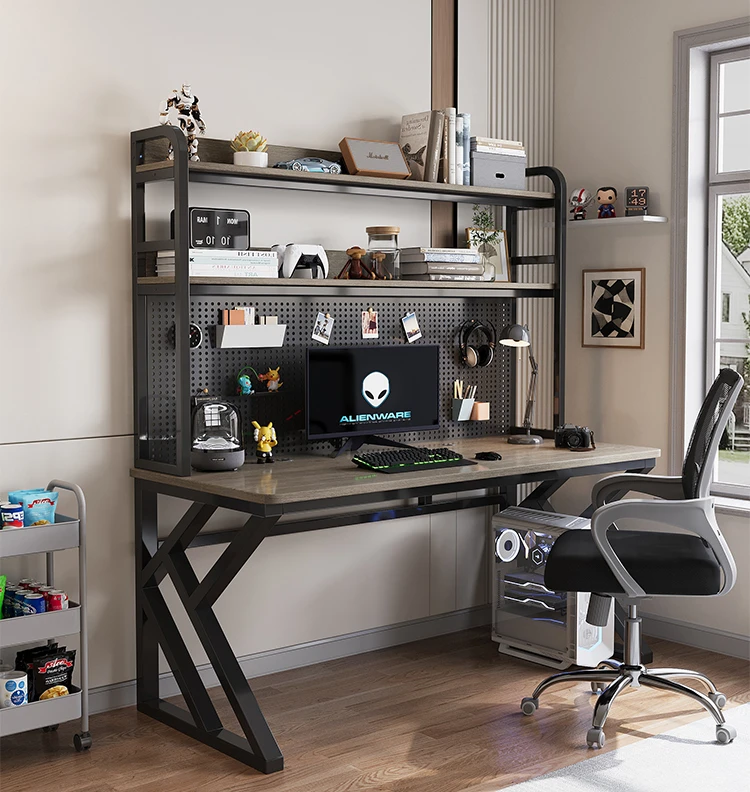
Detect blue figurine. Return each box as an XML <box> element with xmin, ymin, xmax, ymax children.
<box><xmin>237</xmin><ymin>365</ymin><xmax>261</xmax><ymax>395</ymax></box>
<box><xmin>596</xmin><ymin>186</ymin><xmax>617</xmax><ymax>219</ymax></box>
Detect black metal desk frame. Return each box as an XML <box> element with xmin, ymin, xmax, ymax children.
<box><xmin>135</xmin><ymin>455</ymin><xmax>655</xmax><ymax>774</ymax></box>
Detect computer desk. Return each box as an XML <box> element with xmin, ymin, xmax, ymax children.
<box><xmin>131</xmin><ymin>436</ymin><xmax>659</xmax><ymax>773</ymax></box>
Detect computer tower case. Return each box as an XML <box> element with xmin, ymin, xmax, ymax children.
<box><xmin>492</xmin><ymin>507</ymin><xmax>615</xmax><ymax>669</ymax></box>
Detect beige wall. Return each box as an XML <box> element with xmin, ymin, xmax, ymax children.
<box><xmin>0</xmin><ymin>0</ymin><xmax>493</xmax><ymax>689</ymax></box>
<box><xmin>553</xmin><ymin>0</ymin><xmax>750</xmax><ymax>641</ymax></box>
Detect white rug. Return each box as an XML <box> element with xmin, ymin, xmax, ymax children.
<box><xmin>504</xmin><ymin>703</ymin><xmax>750</xmax><ymax>792</ymax></box>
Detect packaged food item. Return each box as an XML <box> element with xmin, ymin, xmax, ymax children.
<box><xmin>0</xmin><ymin>503</ymin><xmax>24</xmax><ymax>529</ymax></box>
<box><xmin>30</xmin><ymin>649</ymin><xmax>76</xmax><ymax>702</ymax></box>
<box><xmin>0</xmin><ymin>574</ymin><xmax>5</xmax><ymax>619</ymax></box>
<box><xmin>21</xmin><ymin>491</ymin><xmax>58</xmax><ymax>526</ymax></box>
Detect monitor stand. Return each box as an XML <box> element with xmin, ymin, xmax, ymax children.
<box><xmin>331</xmin><ymin>435</ymin><xmax>415</xmax><ymax>458</ymax></box>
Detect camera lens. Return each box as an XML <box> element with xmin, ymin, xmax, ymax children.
<box><xmin>567</xmin><ymin>434</ymin><xmax>581</xmax><ymax>448</ymax></box>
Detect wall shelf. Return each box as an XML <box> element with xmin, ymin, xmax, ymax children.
<box><xmin>569</xmin><ymin>215</ymin><xmax>668</xmax><ymax>227</ymax></box>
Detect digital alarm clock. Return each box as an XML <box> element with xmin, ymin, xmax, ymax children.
<box><xmin>625</xmin><ymin>187</ymin><xmax>649</xmax><ymax>217</ymax></box>
<box><xmin>170</xmin><ymin>207</ymin><xmax>251</xmax><ymax>250</ymax></box>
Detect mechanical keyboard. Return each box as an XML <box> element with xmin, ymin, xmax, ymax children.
<box><xmin>352</xmin><ymin>447</ymin><xmax>474</xmax><ymax>474</ymax></box>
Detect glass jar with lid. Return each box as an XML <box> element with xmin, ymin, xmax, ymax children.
<box><xmin>365</xmin><ymin>226</ymin><xmax>400</xmax><ymax>279</ymax></box>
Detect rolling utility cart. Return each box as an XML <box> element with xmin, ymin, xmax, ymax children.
<box><xmin>0</xmin><ymin>480</ymin><xmax>91</xmax><ymax>751</ymax></box>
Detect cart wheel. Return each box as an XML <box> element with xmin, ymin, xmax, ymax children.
<box><xmin>42</xmin><ymin>724</ymin><xmax>59</xmax><ymax>732</ymax></box>
<box><xmin>74</xmin><ymin>732</ymin><xmax>92</xmax><ymax>751</ymax></box>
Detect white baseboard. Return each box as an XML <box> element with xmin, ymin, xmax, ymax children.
<box><xmin>642</xmin><ymin>614</ymin><xmax>750</xmax><ymax>660</ymax></box>
<box><xmin>89</xmin><ymin>605</ymin><xmax>492</xmax><ymax>715</ymax></box>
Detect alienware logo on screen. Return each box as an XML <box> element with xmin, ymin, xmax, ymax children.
<box><xmin>339</xmin><ymin>371</ymin><xmax>412</xmax><ymax>424</ymax></box>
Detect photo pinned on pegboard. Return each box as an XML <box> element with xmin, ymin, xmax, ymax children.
<box><xmin>362</xmin><ymin>307</ymin><xmax>379</xmax><ymax>339</ymax></box>
<box><xmin>312</xmin><ymin>311</ymin><xmax>335</xmax><ymax>345</ymax></box>
<box><xmin>401</xmin><ymin>311</ymin><xmax>423</xmax><ymax>343</ymax></box>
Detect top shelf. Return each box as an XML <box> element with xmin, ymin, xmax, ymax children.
<box><xmin>135</xmin><ymin>160</ymin><xmax>556</xmax><ymax>209</ymax></box>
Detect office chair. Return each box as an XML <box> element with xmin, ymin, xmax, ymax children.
<box><xmin>520</xmin><ymin>368</ymin><xmax>744</xmax><ymax>748</ymax></box>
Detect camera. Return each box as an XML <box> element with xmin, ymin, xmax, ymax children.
<box><xmin>555</xmin><ymin>424</ymin><xmax>595</xmax><ymax>450</ymax></box>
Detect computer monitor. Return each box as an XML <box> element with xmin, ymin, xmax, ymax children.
<box><xmin>306</xmin><ymin>345</ymin><xmax>440</xmax><ymax>449</ymax></box>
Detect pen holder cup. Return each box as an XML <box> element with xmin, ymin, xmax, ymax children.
<box><xmin>470</xmin><ymin>401</ymin><xmax>490</xmax><ymax>421</ymax></box>
<box><xmin>452</xmin><ymin>398</ymin><xmax>475</xmax><ymax>422</ymax></box>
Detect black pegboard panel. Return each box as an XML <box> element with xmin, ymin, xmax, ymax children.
<box><xmin>147</xmin><ymin>294</ymin><xmax>514</xmax><ymax>457</ymax></box>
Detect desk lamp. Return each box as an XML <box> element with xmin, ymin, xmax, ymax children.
<box><xmin>499</xmin><ymin>324</ymin><xmax>542</xmax><ymax>445</ymax></box>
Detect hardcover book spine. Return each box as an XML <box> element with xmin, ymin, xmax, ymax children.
<box><xmin>460</xmin><ymin>113</ymin><xmax>471</xmax><ymax>185</ymax></box>
<box><xmin>445</xmin><ymin>108</ymin><xmax>457</xmax><ymax>184</ymax></box>
<box><xmin>400</xmin><ymin>253</ymin><xmax>482</xmax><ymax>264</ymax></box>
<box><xmin>455</xmin><ymin>114</ymin><xmax>464</xmax><ymax>188</ymax></box>
<box><xmin>426</xmin><ymin>110</ymin><xmax>444</xmax><ymax>183</ymax></box>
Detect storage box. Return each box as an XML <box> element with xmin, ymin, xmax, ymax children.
<box><xmin>470</xmin><ymin>152</ymin><xmax>527</xmax><ymax>190</ymax></box>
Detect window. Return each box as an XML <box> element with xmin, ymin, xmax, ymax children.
<box><xmin>708</xmin><ymin>47</ymin><xmax>750</xmax><ymax>499</ymax></box>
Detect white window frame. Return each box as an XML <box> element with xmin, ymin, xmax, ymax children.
<box><xmin>671</xmin><ymin>19</ymin><xmax>750</xmax><ymax>508</ymax></box>
<box><xmin>706</xmin><ymin>47</ymin><xmax>750</xmax><ymax>500</ymax></box>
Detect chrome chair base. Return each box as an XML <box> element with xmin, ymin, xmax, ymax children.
<box><xmin>520</xmin><ymin>607</ymin><xmax>736</xmax><ymax>748</ymax></box>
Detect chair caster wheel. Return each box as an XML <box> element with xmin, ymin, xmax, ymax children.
<box><xmin>74</xmin><ymin>732</ymin><xmax>92</xmax><ymax>752</ymax></box>
<box><xmin>709</xmin><ymin>692</ymin><xmax>727</xmax><ymax>709</ymax></box>
<box><xmin>42</xmin><ymin>724</ymin><xmax>59</xmax><ymax>732</ymax></box>
<box><xmin>590</xmin><ymin>682</ymin><xmax>607</xmax><ymax>694</ymax></box>
<box><xmin>716</xmin><ymin>724</ymin><xmax>736</xmax><ymax>744</ymax></box>
<box><xmin>520</xmin><ymin>697</ymin><xmax>539</xmax><ymax>716</ymax></box>
<box><xmin>587</xmin><ymin>727</ymin><xmax>606</xmax><ymax>749</ymax></box>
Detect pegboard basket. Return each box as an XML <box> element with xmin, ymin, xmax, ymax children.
<box><xmin>215</xmin><ymin>324</ymin><xmax>286</xmax><ymax>349</ymax></box>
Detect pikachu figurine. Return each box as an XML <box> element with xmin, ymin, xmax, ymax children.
<box><xmin>252</xmin><ymin>420</ymin><xmax>277</xmax><ymax>464</ymax></box>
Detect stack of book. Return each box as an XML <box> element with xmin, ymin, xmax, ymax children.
<box><xmin>400</xmin><ymin>247</ymin><xmax>483</xmax><ymax>281</ymax></box>
<box><xmin>470</xmin><ymin>136</ymin><xmax>526</xmax><ymax>159</ymax></box>
<box><xmin>399</xmin><ymin>109</ymin><xmax>471</xmax><ymax>185</ymax></box>
<box><xmin>156</xmin><ymin>249</ymin><xmax>279</xmax><ymax>278</ymax></box>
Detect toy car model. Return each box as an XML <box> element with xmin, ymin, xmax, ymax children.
<box><xmin>274</xmin><ymin>157</ymin><xmax>342</xmax><ymax>174</ymax></box>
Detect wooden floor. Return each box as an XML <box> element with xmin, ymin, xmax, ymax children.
<box><xmin>1</xmin><ymin>629</ymin><xmax>748</xmax><ymax>792</ymax></box>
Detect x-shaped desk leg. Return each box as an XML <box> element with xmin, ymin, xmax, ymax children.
<box><xmin>135</xmin><ymin>482</ymin><xmax>284</xmax><ymax>773</ymax></box>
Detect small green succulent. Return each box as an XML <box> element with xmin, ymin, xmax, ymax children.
<box><xmin>231</xmin><ymin>130</ymin><xmax>268</xmax><ymax>153</ymax></box>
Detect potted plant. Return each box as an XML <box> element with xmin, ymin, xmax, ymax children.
<box><xmin>467</xmin><ymin>204</ymin><xmax>501</xmax><ymax>282</ymax></box>
<box><xmin>231</xmin><ymin>131</ymin><xmax>269</xmax><ymax>167</ymax></box>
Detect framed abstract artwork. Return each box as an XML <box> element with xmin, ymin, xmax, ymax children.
<box><xmin>582</xmin><ymin>268</ymin><xmax>645</xmax><ymax>348</ymax></box>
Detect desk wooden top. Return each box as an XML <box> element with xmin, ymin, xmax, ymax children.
<box><xmin>131</xmin><ymin>437</ymin><xmax>660</xmax><ymax>511</ymax></box>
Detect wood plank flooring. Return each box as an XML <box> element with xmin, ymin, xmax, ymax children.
<box><xmin>1</xmin><ymin>629</ymin><xmax>748</xmax><ymax>792</ymax></box>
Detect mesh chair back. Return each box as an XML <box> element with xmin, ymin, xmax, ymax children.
<box><xmin>682</xmin><ymin>369</ymin><xmax>744</xmax><ymax>498</ymax></box>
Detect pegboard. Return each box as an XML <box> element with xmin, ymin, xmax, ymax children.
<box><xmin>146</xmin><ymin>294</ymin><xmax>514</xmax><ymax>461</ymax></box>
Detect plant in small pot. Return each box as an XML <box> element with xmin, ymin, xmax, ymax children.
<box><xmin>231</xmin><ymin>131</ymin><xmax>269</xmax><ymax>167</ymax></box>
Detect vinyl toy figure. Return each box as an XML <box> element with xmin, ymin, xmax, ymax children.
<box><xmin>569</xmin><ymin>187</ymin><xmax>592</xmax><ymax>221</ymax></box>
<box><xmin>336</xmin><ymin>247</ymin><xmax>376</xmax><ymax>280</ymax></box>
<box><xmin>159</xmin><ymin>83</ymin><xmax>206</xmax><ymax>161</ymax></box>
<box><xmin>252</xmin><ymin>420</ymin><xmax>277</xmax><ymax>464</ymax></box>
<box><xmin>259</xmin><ymin>366</ymin><xmax>283</xmax><ymax>392</ymax></box>
<box><xmin>596</xmin><ymin>186</ymin><xmax>617</xmax><ymax>219</ymax></box>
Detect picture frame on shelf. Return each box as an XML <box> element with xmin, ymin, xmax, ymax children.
<box><xmin>339</xmin><ymin>138</ymin><xmax>411</xmax><ymax>179</ymax></box>
<box><xmin>582</xmin><ymin>268</ymin><xmax>645</xmax><ymax>349</ymax></box>
<box><xmin>465</xmin><ymin>227</ymin><xmax>510</xmax><ymax>282</ymax></box>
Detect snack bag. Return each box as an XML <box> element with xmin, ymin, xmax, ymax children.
<box><xmin>18</xmin><ymin>491</ymin><xmax>58</xmax><ymax>526</ymax></box>
<box><xmin>15</xmin><ymin>643</ymin><xmax>61</xmax><ymax>701</ymax></box>
<box><xmin>31</xmin><ymin>649</ymin><xmax>76</xmax><ymax>702</ymax></box>
<box><xmin>0</xmin><ymin>575</ymin><xmax>5</xmax><ymax>620</ymax></box>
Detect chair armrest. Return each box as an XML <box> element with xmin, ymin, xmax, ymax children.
<box><xmin>590</xmin><ymin>497</ymin><xmax>736</xmax><ymax>598</ymax></box>
<box><xmin>592</xmin><ymin>474</ymin><xmax>684</xmax><ymax>508</ymax></box>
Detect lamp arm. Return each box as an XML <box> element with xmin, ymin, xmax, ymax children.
<box><xmin>522</xmin><ymin>343</ymin><xmax>538</xmax><ymax>430</ymax></box>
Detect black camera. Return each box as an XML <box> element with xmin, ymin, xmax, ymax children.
<box><xmin>555</xmin><ymin>424</ymin><xmax>595</xmax><ymax>450</ymax></box>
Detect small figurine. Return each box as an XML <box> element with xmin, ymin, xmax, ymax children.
<box><xmin>569</xmin><ymin>187</ymin><xmax>592</xmax><ymax>221</ymax></box>
<box><xmin>259</xmin><ymin>366</ymin><xmax>283</xmax><ymax>392</ymax></box>
<box><xmin>236</xmin><ymin>366</ymin><xmax>261</xmax><ymax>396</ymax></box>
<box><xmin>159</xmin><ymin>83</ymin><xmax>206</xmax><ymax>161</ymax></box>
<box><xmin>336</xmin><ymin>247</ymin><xmax>376</xmax><ymax>280</ymax></box>
<box><xmin>252</xmin><ymin>420</ymin><xmax>277</xmax><ymax>464</ymax></box>
<box><xmin>370</xmin><ymin>251</ymin><xmax>390</xmax><ymax>280</ymax></box>
<box><xmin>596</xmin><ymin>186</ymin><xmax>617</xmax><ymax>219</ymax></box>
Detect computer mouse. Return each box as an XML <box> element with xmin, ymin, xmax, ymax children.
<box><xmin>475</xmin><ymin>451</ymin><xmax>502</xmax><ymax>461</ymax></box>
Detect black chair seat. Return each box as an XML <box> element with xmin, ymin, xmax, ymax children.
<box><xmin>545</xmin><ymin>529</ymin><xmax>722</xmax><ymax>596</ymax></box>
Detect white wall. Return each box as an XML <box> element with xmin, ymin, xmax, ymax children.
<box><xmin>0</xmin><ymin>0</ymin><xmax>491</xmax><ymax>690</ymax></box>
<box><xmin>553</xmin><ymin>0</ymin><xmax>750</xmax><ymax>643</ymax></box>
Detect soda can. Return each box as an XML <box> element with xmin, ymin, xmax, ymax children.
<box><xmin>13</xmin><ymin>590</ymin><xmax>28</xmax><ymax>617</ymax></box>
<box><xmin>17</xmin><ymin>578</ymin><xmax>34</xmax><ymax>587</ymax></box>
<box><xmin>27</xmin><ymin>582</ymin><xmax>45</xmax><ymax>593</ymax></box>
<box><xmin>38</xmin><ymin>585</ymin><xmax>54</xmax><ymax>602</ymax></box>
<box><xmin>0</xmin><ymin>502</ymin><xmax>24</xmax><ymax>529</ymax></box>
<box><xmin>22</xmin><ymin>593</ymin><xmax>46</xmax><ymax>615</ymax></box>
<box><xmin>48</xmin><ymin>590</ymin><xmax>69</xmax><ymax>611</ymax></box>
<box><xmin>3</xmin><ymin>585</ymin><xmax>17</xmax><ymax>618</ymax></box>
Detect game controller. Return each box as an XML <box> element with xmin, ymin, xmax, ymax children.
<box><xmin>272</xmin><ymin>244</ymin><xmax>329</xmax><ymax>279</ymax></box>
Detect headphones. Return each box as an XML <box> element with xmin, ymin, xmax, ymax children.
<box><xmin>459</xmin><ymin>319</ymin><xmax>496</xmax><ymax>368</ymax></box>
